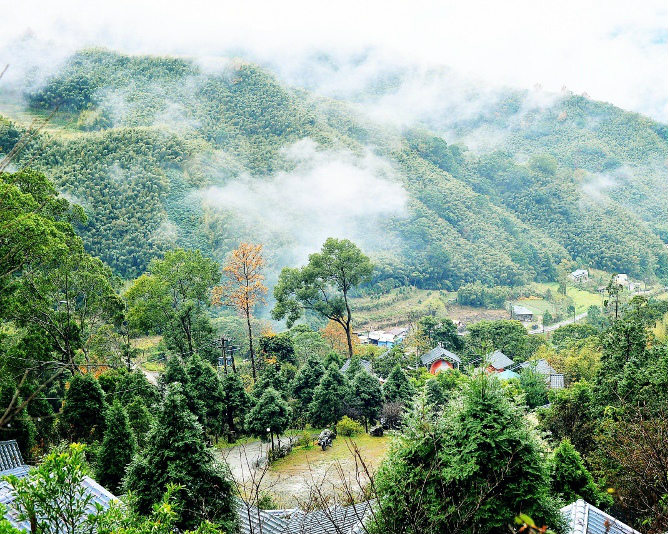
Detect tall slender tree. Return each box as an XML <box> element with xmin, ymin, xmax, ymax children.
<box><xmin>213</xmin><ymin>243</ymin><xmax>267</xmax><ymax>382</ymax></box>
<box><xmin>273</xmin><ymin>238</ymin><xmax>373</xmax><ymax>358</ymax></box>
<box><xmin>97</xmin><ymin>400</ymin><xmax>136</xmax><ymax>493</ymax></box>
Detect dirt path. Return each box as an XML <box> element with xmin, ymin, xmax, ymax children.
<box><xmin>529</xmin><ymin>312</ymin><xmax>587</xmax><ymax>334</ymax></box>
<box><xmin>216</xmin><ymin>435</ymin><xmax>388</xmax><ymax>507</ymax></box>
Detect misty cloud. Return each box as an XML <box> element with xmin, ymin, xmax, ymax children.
<box><xmin>198</xmin><ymin>139</ymin><xmax>407</xmax><ymax>264</ymax></box>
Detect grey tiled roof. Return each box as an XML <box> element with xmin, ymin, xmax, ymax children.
<box><xmin>518</xmin><ymin>359</ymin><xmax>557</xmax><ymax>376</ymax></box>
<box><xmin>421</xmin><ymin>346</ymin><xmax>461</xmax><ymax>367</ymax></box>
<box><xmin>340</xmin><ymin>359</ymin><xmax>374</xmax><ymax>376</ymax></box>
<box><xmin>0</xmin><ymin>441</ymin><xmax>24</xmax><ymax>472</ymax></box>
<box><xmin>0</xmin><ymin>440</ymin><xmax>116</xmax><ymax>532</ymax></box>
<box><xmin>238</xmin><ymin>500</ymin><xmax>373</xmax><ymax>534</ymax></box>
<box><xmin>486</xmin><ymin>350</ymin><xmax>514</xmax><ymax>370</ymax></box>
<box><xmin>512</xmin><ymin>305</ymin><xmax>533</xmax><ymax>316</ymax></box>
<box><xmin>561</xmin><ymin>500</ymin><xmax>641</xmax><ymax>534</ymax></box>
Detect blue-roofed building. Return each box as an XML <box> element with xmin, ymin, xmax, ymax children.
<box><xmin>561</xmin><ymin>499</ymin><xmax>641</xmax><ymax>534</ymax></box>
<box><xmin>496</xmin><ymin>369</ymin><xmax>520</xmax><ymax>381</ymax></box>
<box><xmin>0</xmin><ymin>440</ymin><xmax>116</xmax><ymax>532</ymax></box>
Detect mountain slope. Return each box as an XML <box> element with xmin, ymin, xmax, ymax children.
<box><xmin>1</xmin><ymin>48</ymin><xmax>666</xmax><ymax>288</ymax></box>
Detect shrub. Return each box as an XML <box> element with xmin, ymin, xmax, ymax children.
<box><xmin>336</xmin><ymin>415</ymin><xmax>364</xmax><ymax>437</ymax></box>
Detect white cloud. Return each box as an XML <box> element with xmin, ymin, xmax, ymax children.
<box><xmin>198</xmin><ymin>139</ymin><xmax>407</xmax><ymax>264</ymax></box>
<box><xmin>1</xmin><ymin>0</ymin><xmax>666</xmax><ymax>121</ymax></box>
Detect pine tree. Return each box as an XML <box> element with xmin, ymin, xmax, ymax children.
<box><xmin>245</xmin><ymin>388</ymin><xmax>291</xmax><ymax>451</ymax></box>
<box><xmin>351</xmin><ymin>370</ymin><xmax>382</xmax><ymax>431</ymax></box>
<box><xmin>382</xmin><ymin>364</ymin><xmax>414</xmax><ymax>406</ymax></box>
<box><xmin>60</xmin><ymin>373</ymin><xmax>106</xmax><ymax>443</ymax></box>
<box><xmin>369</xmin><ymin>375</ymin><xmax>562</xmax><ymax>534</ymax></box>
<box><xmin>124</xmin><ymin>383</ymin><xmax>237</xmax><ymax>531</ymax></box>
<box><xmin>551</xmin><ymin>439</ymin><xmax>610</xmax><ymax>508</ymax></box>
<box><xmin>290</xmin><ymin>354</ymin><xmax>325</xmax><ymax>414</ymax></box>
<box><xmin>308</xmin><ymin>364</ymin><xmax>347</xmax><ymax>428</ymax></box>
<box><xmin>221</xmin><ymin>372</ymin><xmax>250</xmax><ymax>439</ymax></box>
<box><xmin>126</xmin><ymin>398</ymin><xmax>152</xmax><ymax>447</ymax></box>
<box><xmin>186</xmin><ymin>355</ymin><xmax>224</xmax><ymax>437</ymax></box>
<box><xmin>160</xmin><ymin>356</ymin><xmax>205</xmax><ymax>424</ymax></box>
<box><xmin>97</xmin><ymin>400</ymin><xmax>136</xmax><ymax>493</ymax></box>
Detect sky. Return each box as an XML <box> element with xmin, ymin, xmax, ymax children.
<box><xmin>1</xmin><ymin>0</ymin><xmax>667</xmax><ymax>121</ymax></box>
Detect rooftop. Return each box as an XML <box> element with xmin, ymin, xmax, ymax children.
<box><xmin>561</xmin><ymin>499</ymin><xmax>641</xmax><ymax>534</ymax></box>
<box><xmin>340</xmin><ymin>358</ymin><xmax>374</xmax><ymax>376</ymax></box>
<box><xmin>512</xmin><ymin>305</ymin><xmax>534</xmax><ymax>316</ymax></box>
<box><xmin>421</xmin><ymin>346</ymin><xmax>461</xmax><ymax>367</ymax></box>
<box><xmin>486</xmin><ymin>350</ymin><xmax>514</xmax><ymax>370</ymax></box>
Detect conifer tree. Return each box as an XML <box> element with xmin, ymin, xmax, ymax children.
<box><xmin>60</xmin><ymin>373</ymin><xmax>106</xmax><ymax>443</ymax></box>
<box><xmin>245</xmin><ymin>388</ymin><xmax>291</xmax><ymax>451</ymax></box>
<box><xmin>351</xmin><ymin>370</ymin><xmax>382</xmax><ymax>431</ymax></box>
<box><xmin>290</xmin><ymin>354</ymin><xmax>325</xmax><ymax>414</ymax></box>
<box><xmin>551</xmin><ymin>439</ymin><xmax>610</xmax><ymax>508</ymax></box>
<box><xmin>126</xmin><ymin>398</ymin><xmax>152</xmax><ymax>447</ymax></box>
<box><xmin>382</xmin><ymin>364</ymin><xmax>414</xmax><ymax>406</ymax></box>
<box><xmin>124</xmin><ymin>383</ymin><xmax>237</xmax><ymax>531</ymax></box>
<box><xmin>97</xmin><ymin>400</ymin><xmax>136</xmax><ymax>493</ymax></box>
<box><xmin>308</xmin><ymin>364</ymin><xmax>347</xmax><ymax>428</ymax></box>
<box><xmin>221</xmin><ymin>372</ymin><xmax>250</xmax><ymax>439</ymax></box>
<box><xmin>370</xmin><ymin>375</ymin><xmax>562</xmax><ymax>534</ymax></box>
<box><xmin>186</xmin><ymin>355</ymin><xmax>224</xmax><ymax>437</ymax></box>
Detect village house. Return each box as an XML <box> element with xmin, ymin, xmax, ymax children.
<box><xmin>364</xmin><ymin>327</ymin><xmax>407</xmax><ymax>348</ymax></box>
<box><xmin>614</xmin><ymin>273</ymin><xmax>629</xmax><ymax>287</ymax></box>
<box><xmin>517</xmin><ymin>359</ymin><xmax>565</xmax><ymax>389</ymax></box>
<box><xmin>569</xmin><ymin>269</ymin><xmax>589</xmax><ymax>283</ymax></box>
<box><xmin>511</xmin><ymin>305</ymin><xmax>534</xmax><ymax>322</ymax></box>
<box><xmin>485</xmin><ymin>350</ymin><xmax>514</xmax><ymax>372</ymax></box>
<box><xmin>421</xmin><ymin>345</ymin><xmax>461</xmax><ymax>374</ymax></box>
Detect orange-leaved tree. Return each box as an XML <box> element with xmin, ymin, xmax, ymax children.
<box><xmin>212</xmin><ymin>243</ymin><xmax>267</xmax><ymax>381</ymax></box>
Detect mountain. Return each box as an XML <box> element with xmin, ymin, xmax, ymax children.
<box><xmin>1</xmin><ymin>48</ymin><xmax>666</xmax><ymax>289</ymax></box>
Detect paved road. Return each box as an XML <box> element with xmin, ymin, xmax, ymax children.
<box><xmin>529</xmin><ymin>312</ymin><xmax>587</xmax><ymax>335</ymax></box>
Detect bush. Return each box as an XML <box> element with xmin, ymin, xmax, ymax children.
<box><xmin>336</xmin><ymin>415</ymin><xmax>364</xmax><ymax>437</ymax></box>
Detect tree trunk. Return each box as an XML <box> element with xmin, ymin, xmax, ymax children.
<box><xmin>345</xmin><ymin>325</ymin><xmax>354</xmax><ymax>359</ymax></box>
<box><xmin>246</xmin><ymin>309</ymin><xmax>256</xmax><ymax>381</ymax></box>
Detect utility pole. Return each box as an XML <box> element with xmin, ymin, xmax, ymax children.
<box><xmin>220</xmin><ymin>336</ymin><xmax>228</xmax><ymax>374</ymax></box>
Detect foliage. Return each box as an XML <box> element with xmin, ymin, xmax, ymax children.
<box><xmin>550</xmin><ymin>439</ymin><xmax>610</xmax><ymax>508</ymax></box>
<box><xmin>467</xmin><ymin>319</ymin><xmax>531</xmax><ymax>361</ymax></box>
<box><xmin>60</xmin><ymin>373</ymin><xmax>106</xmax><ymax>443</ymax></box>
<box><xmin>245</xmin><ymin>387</ymin><xmax>291</xmax><ymax>444</ymax></box>
<box><xmin>273</xmin><ymin>238</ymin><xmax>373</xmax><ymax>358</ymax></box>
<box><xmin>457</xmin><ymin>282</ymin><xmax>509</xmax><ymax>308</ymax></box>
<box><xmin>308</xmin><ymin>364</ymin><xmax>348</xmax><ymax>428</ymax></box>
<box><xmin>97</xmin><ymin>400</ymin><xmax>136</xmax><ymax>493</ymax></box>
<box><xmin>335</xmin><ymin>415</ymin><xmax>364</xmax><ymax>436</ymax></box>
<box><xmin>369</xmin><ymin>377</ymin><xmax>564</xmax><ymax>534</ymax></box>
<box><xmin>382</xmin><ymin>364</ymin><xmax>414</xmax><ymax>406</ymax></box>
<box><xmin>3</xmin><ymin>443</ymin><xmax>100</xmax><ymax>534</ymax></box>
<box><xmin>213</xmin><ymin>243</ymin><xmax>267</xmax><ymax>380</ymax></box>
<box><xmin>349</xmin><ymin>369</ymin><xmax>383</xmax><ymax>431</ymax></box>
<box><xmin>290</xmin><ymin>354</ymin><xmax>325</xmax><ymax>417</ymax></box>
<box><xmin>519</xmin><ymin>367</ymin><xmax>549</xmax><ymax>409</ymax></box>
<box><xmin>125</xmin><ymin>248</ymin><xmax>219</xmax><ymax>358</ymax></box>
<box><xmin>124</xmin><ymin>383</ymin><xmax>237</xmax><ymax>531</ymax></box>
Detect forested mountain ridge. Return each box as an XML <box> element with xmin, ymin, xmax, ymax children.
<box><xmin>1</xmin><ymin>48</ymin><xmax>666</xmax><ymax>288</ymax></box>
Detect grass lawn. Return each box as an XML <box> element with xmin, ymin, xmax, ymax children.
<box><xmin>517</xmin><ymin>283</ymin><xmax>603</xmax><ymax>318</ymax></box>
<box><xmin>270</xmin><ymin>432</ymin><xmax>391</xmax><ymax>474</ymax></box>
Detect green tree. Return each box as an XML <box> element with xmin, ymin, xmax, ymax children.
<box><xmin>519</xmin><ymin>366</ymin><xmax>549</xmax><ymax>409</ymax></box>
<box><xmin>550</xmin><ymin>439</ymin><xmax>610</xmax><ymax>508</ymax></box>
<box><xmin>467</xmin><ymin>320</ymin><xmax>530</xmax><ymax>361</ymax></box>
<box><xmin>416</xmin><ymin>316</ymin><xmax>463</xmax><ymax>352</ymax></box>
<box><xmin>125</xmin><ymin>249</ymin><xmax>219</xmax><ymax>358</ymax></box>
<box><xmin>245</xmin><ymin>388</ymin><xmax>291</xmax><ymax>451</ymax></box>
<box><xmin>126</xmin><ymin>398</ymin><xmax>153</xmax><ymax>448</ymax></box>
<box><xmin>290</xmin><ymin>354</ymin><xmax>325</xmax><ymax>418</ymax></box>
<box><xmin>186</xmin><ymin>355</ymin><xmax>224</xmax><ymax>438</ymax></box>
<box><xmin>124</xmin><ymin>383</ymin><xmax>237</xmax><ymax>531</ymax></box>
<box><xmin>382</xmin><ymin>364</ymin><xmax>414</xmax><ymax>406</ymax></box>
<box><xmin>3</xmin><ymin>443</ymin><xmax>100</xmax><ymax>534</ymax></box>
<box><xmin>220</xmin><ymin>372</ymin><xmax>250</xmax><ymax>439</ymax></box>
<box><xmin>273</xmin><ymin>238</ymin><xmax>373</xmax><ymax>358</ymax></box>
<box><xmin>97</xmin><ymin>400</ymin><xmax>136</xmax><ymax>493</ymax></box>
<box><xmin>60</xmin><ymin>373</ymin><xmax>106</xmax><ymax>443</ymax></box>
<box><xmin>308</xmin><ymin>364</ymin><xmax>348</xmax><ymax>428</ymax></box>
<box><xmin>369</xmin><ymin>376</ymin><xmax>563</xmax><ymax>534</ymax></box>
<box><xmin>350</xmin><ymin>370</ymin><xmax>383</xmax><ymax>431</ymax></box>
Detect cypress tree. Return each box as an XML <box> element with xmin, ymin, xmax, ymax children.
<box><xmin>124</xmin><ymin>383</ymin><xmax>237</xmax><ymax>531</ymax></box>
<box><xmin>308</xmin><ymin>364</ymin><xmax>347</xmax><ymax>428</ymax></box>
<box><xmin>382</xmin><ymin>364</ymin><xmax>414</xmax><ymax>406</ymax></box>
<box><xmin>551</xmin><ymin>439</ymin><xmax>610</xmax><ymax>508</ymax></box>
<box><xmin>351</xmin><ymin>370</ymin><xmax>383</xmax><ymax>431</ymax></box>
<box><xmin>290</xmin><ymin>354</ymin><xmax>325</xmax><ymax>414</ymax></box>
<box><xmin>245</xmin><ymin>388</ymin><xmax>291</xmax><ymax>451</ymax></box>
<box><xmin>221</xmin><ymin>372</ymin><xmax>250</xmax><ymax>439</ymax></box>
<box><xmin>126</xmin><ymin>398</ymin><xmax>152</xmax><ymax>447</ymax></box>
<box><xmin>60</xmin><ymin>373</ymin><xmax>106</xmax><ymax>443</ymax></box>
<box><xmin>186</xmin><ymin>355</ymin><xmax>224</xmax><ymax>437</ymax></box>
<box><xmin>370</xmin><ymin>374</ymin><xmax>563</xmax><ymax>534</ymax></box>
<box><xmin>97</xmin><ymin>400</ymin><xmax>136</xmax><ymax>493</ymax></box>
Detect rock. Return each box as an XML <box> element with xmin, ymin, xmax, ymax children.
<box><xmin>370</xmin><ymin>425</ymin><xmax>384</xmax><ymax>437</ymax></box>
